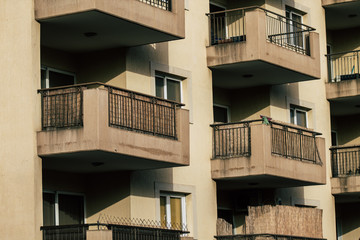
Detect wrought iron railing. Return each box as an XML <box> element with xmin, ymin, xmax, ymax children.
<box><xmin>326</xmin><ymin>50</ymin><xmax>360</xmax><ymax>83</ymax></box>
<box><xmin>41</xmin><ymin>215</ymin><xmax>189</xmax><ymax>240</ymax></box>
<box><xmin>139</xmin><ymin>0</ymin><xmax>171</xmax><ymax>11</ymax></box>
<box><xmin>211</xmin><ymin>120</ymin><xmax>322</xmax><ymax>164</ymax></box>
<box><xmin>38</xmin><ymin>83</ymin><xmax>183</xmax><ymax>139</ymax></box>
<box><xmin>211</xmin><ymin>121</ymin><xmax>252</xmax><ymax>159</ymax></box>
<box><xmin>207</xmin><ymin>7</ymin><xmax>315</xmax><ymax>55</ymax></box>
<box><xmin>331</xmin><ymin>145</ymin><xmax>360</xmax><ymax>177</ymax></box>
<box><xmin>271</xmin><ymin>122</ymin><xmax>322</xmax><ymax>164</ymax></box>
<box><xmin>215</xmin><ymin>233</ymin><xmax>326</xmax><ymax>240</ymax></box>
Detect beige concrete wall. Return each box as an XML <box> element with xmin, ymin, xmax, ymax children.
<box><xmin>0</xmin><ymin>0</ymin><xmax>42</xmax><ymax>239</ymax></box>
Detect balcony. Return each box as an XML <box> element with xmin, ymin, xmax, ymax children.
<box><xmin>215</xmin><ymin>205</ymin><xmax>325</xmax><ymax>240</ymax></box>
<box><xmin>331</xmin><ymin>145</ymin><xmax>360</xmax><ymax>195</ymax></box>
<box><xmin>37</xmin><ymin>83</ymin><xmax>189</xmax><ymax>172</ymax></box>
<box><xmin>211</xmin><ymin>120</ymin><xmax>326</xmax><ymax>189</ymax></box>
<box><xmin>326</xmin><ymin>50</ymin><xmax>360</xmax><ymax>116</ymax></box>
<box><xmin>35</xmin><ymin>0</ymin><xmax>185</xmax><ymax>52</ymax></box>
<box><xmin>41</xmin><ymin>220</ymin><xmax>188</xmax><ymax>240</ymax></box>
<box><xmin>206</xmin><ymin>7</ymin><xmax>320</xmax><ymax>88</ymax></box>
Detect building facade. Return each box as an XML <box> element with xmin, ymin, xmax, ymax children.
<box><xmin>1</xmin><ymin>0</ymin><xmax>360</xmax><ymax>239</ymax></box>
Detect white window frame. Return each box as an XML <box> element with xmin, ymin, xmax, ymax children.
<box><xmin>213</xmin><ymin>104</ymin><xmax>230</xmax><ymax>123</ymax></box>
<box><xmin>290</xmin><ymin>106</ymin><xmax>308</xmax><ymax>127</ymax></box>
<box><xmin>160</xmin><ymin>192</ymin><xmax>187</xmax><ymax>230</ymax></box>
<box><xmin>43</xmin><ymin>190</ymin><xmax>86</xmax><ymax>226</ymax></box>
<box><xmin>285</xmin><ymin>8</ymin><xmax>305</xmax><ymax>49</ymax></box>
<box><xmin>41</xmin><ymin>66</ymin><xmax>76</xmax><ymax>89</ymax></box>
<box><xmin>155</xmin><ymin>74</ymin><xmax>183</xmax><ymax>103</ymax></box>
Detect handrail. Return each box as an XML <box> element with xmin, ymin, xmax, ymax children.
<box><xmin>326</xmin><ymin>49</ymin><xmax>360</xmax><ymax>57</ymax></box>
<box><xmin>215</xmin><ymin>233</ymin><xmax>326</xmax><ymax>240</ymax></box>
<box><xmin>206</xmin><ymin>6</ymin><xmax>316</xmax><ymax>31</ymax></box>
<box><xmin>38</xmin><ymin>82</ymin><xmax>184</xmax><ymax>107</ymax></box>
<box><xmin>330</xmin><ymin>144</ymin><xmax>360</xmax><ymax>150</ymax></box>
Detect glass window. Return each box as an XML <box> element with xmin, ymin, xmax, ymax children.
<box><xmin>42</xmin><ymin>191</ymin><xmax>85</xmax><ymax>226</ymax></box>
<box><xmin>290</xmin><ymin>106</ymin><xmax>308</xmax><ymax>128</ymax></box>
<box><xmin>155</xmin><ymin>74</ymin><xmax>182</xmax><ymax>103</ymax></box>
<box><xmin>160</xmin><ymin>193</ymin><xmax>186</xmax><ymax>229</ymax></box>
<box><xmin>286</xmin><ymin>8</ymin><xmax>304</xmax><ymax>48</ymax></box>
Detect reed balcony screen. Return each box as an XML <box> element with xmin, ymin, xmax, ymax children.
<box><xmin>207</xmin><ymin>7</ymin><xmax>315</xmax><ymax>55</ymax></box>
<box><xmin>39</xmin><ymin>83</ymin><xmax>182</xmax><ymax>140</ymax></box>
<box><xmin>327</xmin><ymin>50</ymin><xmax>360</xmax><ymax>82</ymax></box>
<box><xmin>211</xmin><ymin>120</ymin><xmax>322</xmax><ymax>164</ymax></box>
<box><xmin>139</xmin><ymin>0</ymin><xmax>171</xmax><ymax>11</ymax></box>
<box><xmin>215</xmin><ymin>234</ymin><xmax>326</xmax><ymax>240</ymax></box>
<box><xmin>331</xmin><ymin>145</ymin><xmax>360</xmax><ymax>177</ymax></box>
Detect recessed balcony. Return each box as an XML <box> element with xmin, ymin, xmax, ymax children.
<box><xmin>322</xmin><ymin>0</ymin><xmax>360</xmax><ymax>30</ymax></box>
<box><xmin>331</xmin><ymin>145</ymin><xmax>360</xmax><ymax>196</ymax></box>
<box><xmin>35</xmin><ymin>0</ymin><xmax>185</xmax><ymax>52</ymax></box>
<box><xmin>206</xmin><ymin>7</ymin><xmax>320</xmax><ymax>88</ymax></box>
<box><xmin>37</xmin><ymin>83</ymin><xmax>189</xmax><ymax>172</ymax></box>
<box><xmin>211</xmin><ymin>120</ymin><xmax>326</xmax><ymax>189</ymax></box>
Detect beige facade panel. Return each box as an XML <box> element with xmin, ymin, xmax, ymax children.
<box><xmin>331</xmin><ymin>176</ymin><xmax>360</xmax><ymax>195</ymax></box>
<box><xmin>35</xmin><ymin>0</ymin><xmax>185</xmax><ymax>51</ymax></box>
<box><xmin>211</xmin><ymin>123</ymin><xmax>326</xmax><ymax>188</ymax></box>
<box><xmin>207</xmin><ymin>8</ymin><xmax>320</xmax><ymax>88</ymax></box>
<box><xmin>326</xmin><ymin>79</ymin><xmax>360</xmax><ymax>100</ymax></box>
<box><xmin>37</xmin><ymin>88</ymin><xmax>189</xmax><ymax>172</ymax></box>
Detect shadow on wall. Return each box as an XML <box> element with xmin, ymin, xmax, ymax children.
<box><xmin>336</xmin><ymin>202</ymin><xmax>360</xmax><ymax>239</ymax></box>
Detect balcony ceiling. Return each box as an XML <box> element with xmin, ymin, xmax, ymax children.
<box><xmin>330</xmin><ymin>95</ymin><xmax>360</xmax><ymax>116</ymax></box>
<box><xmin>325</xmin><ymin>1</ymin><xmax>360</xmax><ymax>30</ymax></box>
<box><xmin>211</xmin><ymin>60</ymin><xmax>316</xmax><ymax>88</ymax></box>
<box><xmin>42</xmin><ymin>151</ymin><xmax>181</xmax><ymax>173</ymax></box>
<box><xmin>40</xmin><ymin>10</ymin><xmax>177</xmax><ymax>52</ymax></box>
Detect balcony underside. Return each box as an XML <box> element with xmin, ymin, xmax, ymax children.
<box><xmin>323</xmin><ymin>0</ymin><xmax>360</xmax><ymax>30</ymax></box>
<box><xmin>40</xmin><ymin>10</ymin><xmax>180</xmax><ymax>52</ymax></box>
<box><xmin>42</xmin><ymin>150</ymin><xmax>182</xmax><ymax>173</ymax></box>
<box><xmin>211</xmin><ymin>60</ymin><xmax>316</xmax><ymax>88</ymax></box>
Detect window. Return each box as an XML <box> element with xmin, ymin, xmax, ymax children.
<box><xmin>290</xmin><ymin>106</ymin><xmax>307</xmax><ymax>127</ymax></box>
<box><xmin>43</xmin><ymin>191</ymin><xmax>85</xmax><ymax>226</ymax></box>
<box><xmin>213</xmin><ymin>104</ymin><xmax>230</xmax><ymax>123</ymax></box>
<box><xmin>160</xmin><ymin>193</ymin><xmax>186</xmax><ymax>229</ymax></box>
<box><xmin>155</xmin><ymin>74</ymin><xmax>182</xmax><ymax>103</ymax></box>
<box><xmin>286</xmin><ymin>7</ymin><xmax>304</xmax><ymax>49</ymax></box>
<box><xmin>41</xmin><ymin>67</ymin><xmax>76</xmax><ymax>89</ymax></box>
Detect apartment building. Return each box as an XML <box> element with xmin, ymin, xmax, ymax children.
<box><xmin>1</xmin><ymin>0</ymin><xmax>359</xmax><ymax>240</ymax></box>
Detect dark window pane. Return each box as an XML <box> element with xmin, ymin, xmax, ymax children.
<box><xmin>58</xmin><ymin>194</ymin><xmax>84</xmax><ymax>225</ymax></box>
<box><xmin>214</xmin><ymin>106</ymin><xmax>228</xmax><ymax>123</ymax></box>
<box><xmin>49</xmin><ymin>71</ymin><xmax>75</xmax><ymax>88</ymax></box>
<box><xmin>296</xmin><ymin>111</ymin><xmax>307</xmax><ymax>127</ymax></box>
<box><xmin>167</xmin><ymin>79</ymin><xmax>181</xmax><ymax>102</ymax></box>
<box><xmin>156</xmin><ymin>76</ymin><xmax>165</xmax><ymax>98</ymax></box>
<box><xmin>41</xmin><ymin>69</ymin><xmax>47</xmax><ymax>89</ymax></box>
<box><xmin>43</xmin><ymin>192</ymin><xmax>55</xmax><ymax>226</ymax></box>
<box><xmin>290</xmin><ymin>108</ymin><xmax>295</xmax><ymax>124</ymax></box>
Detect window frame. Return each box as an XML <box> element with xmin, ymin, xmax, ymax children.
<box><xmin>155</xmin><ymin>73</ymin><xmax>183</xmax><ymax>103</ymax></box>
<box><xmin>290</xmin><ymin>106</ymin><xmax>308</xmax><ymax>128</ymax></box>
<box><xmin>160</xmin><ymin>192</ymin><xmax>187</xmax><ymax>229</ymax></box>
<box><xmin>43</xmin><ymin>190</ymin><xmax>86</xmax><ymax>226</ymax></box>
<box><xmin>41</xmin><ymin>66</ymin><xmax>76</xmax><ymax>89</ymax></box>
<box><xmin>285</xmin><ymin>7</ymin><xmax>305</xmax><ymax>49</ymax></box>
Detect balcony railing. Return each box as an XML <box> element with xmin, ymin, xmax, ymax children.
<box><xmin>139</xmin><ymin>0</ymin><xmax>171</xmax><ymax>11</ymax></box>
<box><xmin>207</xmin><ymin>7</ymin><xmax>315</xmax><ymax>55</ymax></box>
<box><xmin>41</xmin><ymin>222</ymin><xmax>188</xmax><ymax>240</ymax></box>
<box><xmin>327</xmin><ymin>50</ymin><xmax>360</xmax><ymax>83</ymax></box>
<box><xmin>38</xmin><ymin>83</ymin><xmax>183</xmax><ymax>139</ymax></box>
<box><xmin>331</xmin><ymin>145</ymin><xmax>360</xmax><ymax>177</ymax></box>
<box><xmin>211</xmin><ymin>120</ymin><xmax>322</xmax><ymax>164</ymax></box>
<box><xmin>215</xmin><ymin>233</ymin><xmax>326</xmax><ymax>240</ymax></box>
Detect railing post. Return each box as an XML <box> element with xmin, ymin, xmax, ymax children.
<box><xmin>299</xmin><ymin>130</ymin><xmax>303</xmax><ymax>161</ymax></box>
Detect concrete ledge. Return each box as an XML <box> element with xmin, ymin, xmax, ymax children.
<box><xmin>326</xmin><ymin>78</ymin><xmax>360</xmax><ymax>100</ymax></box>
<box><xmin>331</xmin><ymin>175</ymin><xmax>360</xmax><ymax>195</ymax></box>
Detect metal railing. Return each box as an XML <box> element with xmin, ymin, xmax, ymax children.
<box><xmin>211</xmin><ymin>120</ymin><xmax>322</xmax><ymax>164</ymax></box>
<box><xmin>331</xmin><ymin>145</ymin><xmax>360</xmax><ymax>177</ymax></box>
<box><xmin>139</xmin><ymin>0</ymin><xmax>171</xmax><ymax>11</ymax></box>
<box><xmin>41</xmin><ymin>222</ymin><xmax>188</xmax><ymax>240</ymax></box>
<box><xmin>211</xmin><ymin>121</ymin><xmax>252</xmax><ymax>159</ymax></box>
<box><xmin>207</xmin><ymin>7</ymin><xmax>315</xmax><ymax>55</ymax></box>
<box><xmin>326</xmin><ymin>50</ymin><xmax>360</xmax><ymax>83</ymax></box>
<box><xmin>39</xmin><ymin>83</ymin><xmax>183</xmax><ymax>139</ymax></box>
<box><xmin>215</xmin><ymin>233</ymin><xmax>326</xmax><ymax>240</ymax></box>
<box><xmin>271</xmin><ymin>122</ymin><xmax>322</xmax><ymax>164</ymax></box>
